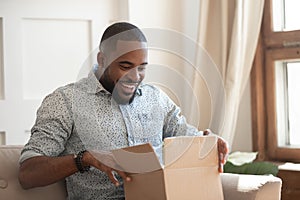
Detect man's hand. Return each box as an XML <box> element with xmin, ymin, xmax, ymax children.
<box><xmin>83</xmin><ymin>151</ymin><xmax>131</xmax><ymax>186</ymax></box>
<box><xmin>204</xmin><ymin>129</ymin><xmax>229</xmax><ymax>173</ymax></box>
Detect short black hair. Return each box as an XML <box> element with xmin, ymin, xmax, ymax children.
<box><xmin>99</xmin><ymin>22</ymin><xmax>147</xmax><ymax>52</ymax></box>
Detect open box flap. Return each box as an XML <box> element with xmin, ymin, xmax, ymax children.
<box><xmin>112</xmin><ymin>143</ymin><xmax>162</xmax><ymax>173</ymax></box>
<box><xmin>163</xmin><ymin>135</ymin><xmax>218</xmax><ymax>169</ymax></box>
<box><xmin>198</xmin><ymin>135</ymin><xmax>218</xmax><ymax>159</ymax></box>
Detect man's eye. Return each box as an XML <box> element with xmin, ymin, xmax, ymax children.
<box><xmin>138</xmin><ymin>66</ymin><xmax>146</xmax><ymax>71</ymax></box>
<box><xmin>120</xmin><ymin>65</ymin><xmax>131</xmax><ymax>70</ymax></box>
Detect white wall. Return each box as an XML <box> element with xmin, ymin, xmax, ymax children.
<box><xmin>0</xmin><ymin>0</ymin><xmax>120</xmax><ymax>144</ymax></box>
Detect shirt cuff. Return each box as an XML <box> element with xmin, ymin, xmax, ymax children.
<box><xmin>19</xmin><ymin>150</ymin><xmax>43</xmax><ymax>164</ymax></box>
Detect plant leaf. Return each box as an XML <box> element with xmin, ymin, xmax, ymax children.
<box><xmin>227</xmin><ymin>151</ymin><xmax>258</xmax><ymax>166</ymax></box>
<box><xmin>224</xmin><ymin>161</ymin><xmax>279</xmax><ymax>176</ymax></box>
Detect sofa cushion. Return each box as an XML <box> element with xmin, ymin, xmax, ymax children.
<box><xmin>0</xmin><ymin>145</ymin><xmax>282</xmax><ymax>200</ymax></box>
<box><xmin>221</xmin><ymin>172</ymin><xmax>282</xmax><ymax>200</ymax></box>
<box><xmin>0</xmin><ymin>145</ymin><xmax>67</xmax><ymax>200</ymax></box>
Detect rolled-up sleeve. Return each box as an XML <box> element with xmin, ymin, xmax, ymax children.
<box><xmin>20</xmin><ymin>87</ymin><xmax>73</xmax><ymax>163</ymax></box>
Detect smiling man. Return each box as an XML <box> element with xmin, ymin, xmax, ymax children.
<box><xmin>18</xmin><ymin>22</ymin><xmax>228</xmax><ymax>200</ymax></box>
<box><xmin>99</xmin><ymin>39</ymin><xmax>148</xmax><ymax>104</ymax></box>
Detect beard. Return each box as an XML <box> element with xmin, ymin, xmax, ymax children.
<box><xmin>99</xmin><ymin>68</ymin><xmax>141</xmax><ymax>105</ymax></box>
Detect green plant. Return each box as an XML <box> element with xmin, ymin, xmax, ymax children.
<box><xmin>224</xmin><ymin>161</ymin><xmax>279</xmax><ymax>176</ymax></box>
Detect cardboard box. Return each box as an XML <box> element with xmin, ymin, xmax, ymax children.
<box><xmin>112</xmin><ymin>135</ymin><xmax>224</xmax><ymax>200</ymax></box>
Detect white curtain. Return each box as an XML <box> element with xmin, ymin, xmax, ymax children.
<box><xmin>195</xmin><ymin>0</ymin><xmax>265</xmax><ymax>146</ymax></box>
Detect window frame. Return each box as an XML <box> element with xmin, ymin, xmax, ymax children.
<box><xmin>251</xmin><ymin>0</ymin><xmax>300</xmax><ymax>162</ymax></box>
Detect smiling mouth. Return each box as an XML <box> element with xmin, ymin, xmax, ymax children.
<box><xmin>118</xmin><ymin>81</ymin><xmax>139</xmax><ymax>94</ymax></box>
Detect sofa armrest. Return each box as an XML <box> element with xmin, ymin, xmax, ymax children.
<box><xmin>0</xmin><ymin>145</ymin><xmax>67</xmax><ymax>200</ymax></box>
<box><xmin>221</xmin><ymin>173</ymin><xmax>282</xmax><ymax>200</ymax></box>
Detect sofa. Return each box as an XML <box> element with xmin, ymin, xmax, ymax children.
<box><xmin>0</xmin><ymin>145</ymin><xmax>282</xmax><ymax>200</ymax></box>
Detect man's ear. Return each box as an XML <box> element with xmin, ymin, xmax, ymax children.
<box><xmin>97</xmin><ymin>52</ymin><xmax>105</xmax><ymax>67</ymax></box>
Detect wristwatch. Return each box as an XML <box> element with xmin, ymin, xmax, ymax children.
<box><xmin>74</xmin><ymin>150</ymin><xmax>90</xmax><ymax>173</ymax></box>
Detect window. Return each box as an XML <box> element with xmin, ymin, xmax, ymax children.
<box><xmin>273</xmin><ymin>0</ymin><xmax>300</xmax><ymax>32</ymax></box>
<box><xmin>251</xmin><ymin>0</ymin><xmax>300</xmax><ymax>162</ymax></box>
<box><xmin>275</xmin><ymin>61</ymin><xmax>300</xmax><ymax>147</ymax></box>
<box><xmin>285</xmin><ymin>63</ymin><xmax>300</xmax><ymax>146</ymax></box>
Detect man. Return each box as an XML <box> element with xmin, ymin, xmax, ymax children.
<box><xmin>18</xmin><ymin>22</ymin><xmax>228</xmax><ymax>199</ymax></box>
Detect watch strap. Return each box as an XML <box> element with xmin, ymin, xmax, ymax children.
<box><xmin>74</xmin><ymin>150</ymin><xmax>90</xmax><ymax>173</ymax></box>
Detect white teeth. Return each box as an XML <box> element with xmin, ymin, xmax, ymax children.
<box><xmin>121</xmin><ymin>82</ymin><xmax>137</xmax><ymax>89</ymax></box>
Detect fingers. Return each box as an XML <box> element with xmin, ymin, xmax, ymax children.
<box><xmin>115</xmin><ymin>169</ymin><xmax>131</xmax><ymax>182</ymax></box>
<box><xmin>217</xmin><ymin>138</ymin><xmax>229</xmax><ymax>173</ymax></box>
<box><xmin>99</xmin><ymin>164</ymin><xmax>131</xmax><ymax>187</ymax></box>
<box><xmin>105</xmin><ymin>169</ymin><xmax>120</xmax><ymax>186</ymax></box>
<box><xmin>218</xmin><ymin>153</ymin><xmax>224</xmax><ymax>173</ymax></box>
<box><xmin>87</xmin><ymin>151</ymin><xmax>131</xmax><ymax>186</ymax></box>
<box><xmin>203</xmin><ymin>129</ymin><xmax>212</xmax><ymax>136</ymax></box>
<box><xmin>202</xmin><ymin>130</ymin><xmax>229</xmax><ymax>172</ymax></box>
<box><xmin>103</xmin><ymin>167</ymin><xmax>131</xmax><ymax>186</ymax></box>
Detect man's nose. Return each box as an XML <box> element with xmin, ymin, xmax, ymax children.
<box><xmin>126</xmin><ymin>67</ymin><xmax>140</xmax><ymax>81</ymax></box>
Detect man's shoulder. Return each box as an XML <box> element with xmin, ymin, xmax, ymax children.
<box><xmin>44</xmin><ymin>75</ymin><xmax>99</xmax><ymax>103</ymax></box>
<box><xmin>52</xmin><ymin>83</ymin><xmax>76</xmax><ymax>95</ymax></box>
<box><xmin>56</xmin><ymin>82</ymin><xmax>75</xmax><ymax>91</ymax></box>
<box><xmin>42</xmin><ymin>82</ymin><xmax>76</xmax><ymax>103</ymax></box>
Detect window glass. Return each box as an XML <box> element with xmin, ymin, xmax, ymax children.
<box><xmin>286</xmin><ymin>62</ymin><xmax>300</xmax><ymax>146</ymax></box>
<box><xmin>273</xmin><ymin>0</ymin><xmax>300</xmax><ymax>31</ymax></box>
<box><xmin>275</xmin><ymin>61</ymin><xmax>288</xmax><ymax>146</ymax></box>
<box><xmin>275</xmin><ymin>61</ymin><xmax>300</xmax><ymax>147</ymax></box>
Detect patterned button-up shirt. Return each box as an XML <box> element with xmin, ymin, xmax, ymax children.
<box><xmin>20</xmin><ymin>70</ymin><xmax>201</xmax><ymax>200</ymax></box>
